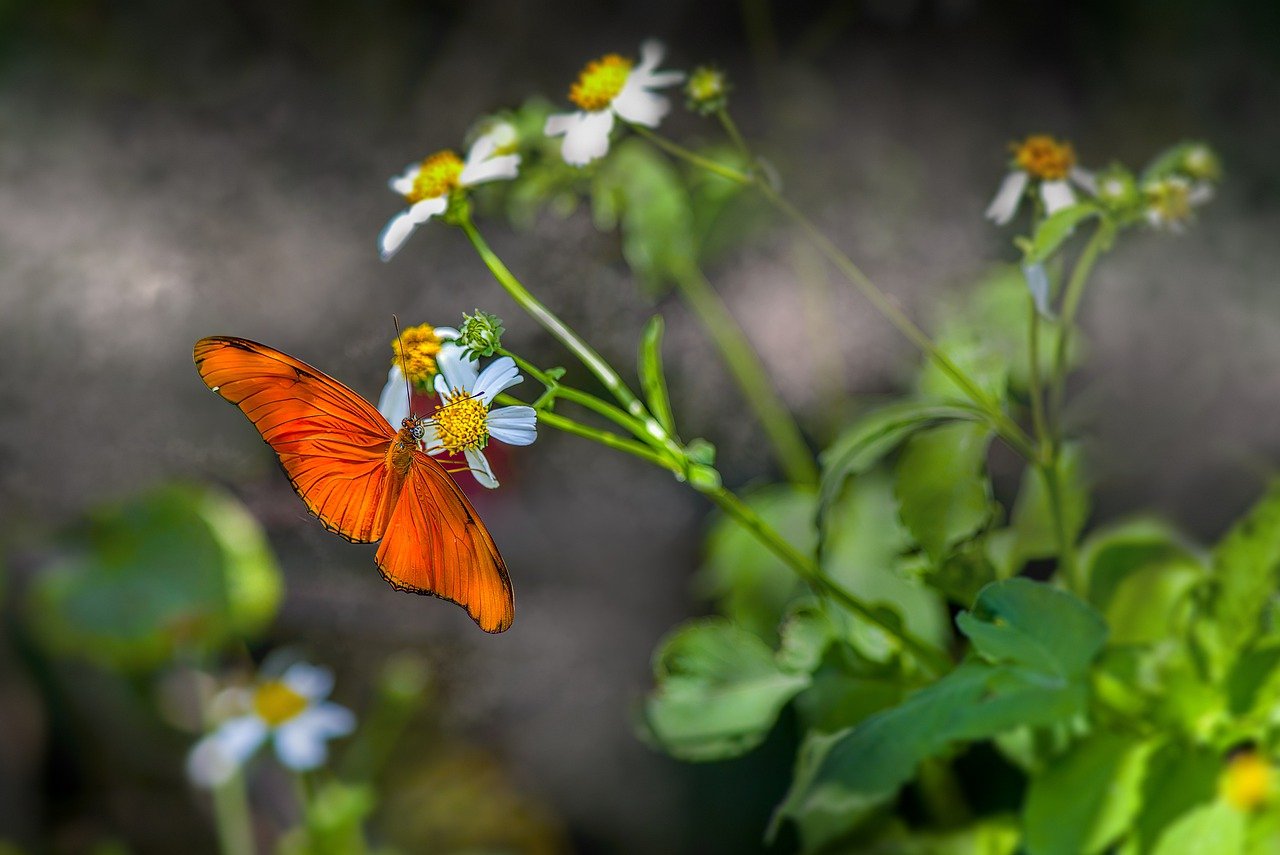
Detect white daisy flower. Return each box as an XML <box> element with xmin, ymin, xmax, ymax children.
<box><xmin>379</xmin><ymin>129</ymin><xmax>522</xmax><ymax>260</ymax></box>
<box><xmin>1143</xmin><ymin>175</ymin><xmax>1214</xmax><ymax>233</ymax></box>
<box><xmin>544</xmin><ymin>39</ymin><xmax>684</xmax><ymax>167</ymax></box>
<box><xmin>187</xmin><ymin>662</ymin><xmax>355</xmax><ymax>787</ymax></box>
<box><xmin>423</xmin><ymin>349</ymin><xmax>537</xmax><ymax>489</ymax></box>
<box><xmin>377</xmin><ymin>324</ymin><xmax>460</xmax><ymax>427</ymax></box>
<box><xmin>985</xmin><ymin>134</ymin><xmax>1096</xmax><ymax>226</ymax></box>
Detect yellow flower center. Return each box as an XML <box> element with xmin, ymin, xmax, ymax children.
<box><xmin>1147</xmin><ymin>178</ymin><xmax>1192</xmax><ymax>224</ymax></box>
<box><xmin>1224</xmin><ymin>751</ymin><xmax>1272</xmax><ymax>812</ymax></box>
<box><xmin>687</xmin><ymin>67</ymin><xmax>725</xmax><ymax>103</ymax></box>
<box><xmin>433</xmin><ymin>389</ymin><xmax>489</xmax><ymax>453</ymax></box>
<box><xmin>407</xmin><ymin>150</ymin><xmax>464</xmax><ymax>203</ymax></box>
<box><xmin>569</xmin><ymin>54</ymin><xmax>633</xmax><ymax>111</ymax></box>
<box><xmin>1012</xmin><ymin>135</ymin><xmax>1076</xmax><ymax>181</ymax></box>
<box><xmin>393</xmin><ymin>324</ymin><xmax>444</xmax><ymax>389</ymax></box>
<box><xmin>253</xmin><ymin>680</ymin><xmax>308</xmax><ymax>726</ymax></box>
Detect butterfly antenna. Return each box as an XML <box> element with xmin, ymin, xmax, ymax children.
<box><xmin>393</xmin><ymin>314</ymin><xmax>413</xmax><ymax>418</ymax></box>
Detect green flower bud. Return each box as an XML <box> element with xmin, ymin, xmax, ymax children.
<box><xmin>457</xmin><ymin>310</ymin><xmax>505</xmax><ymax>359</ymax></box>
<box><xmin>685</xmin><ymin>66</ymin><xmax>730</xmax><ymax>115</ymax></box>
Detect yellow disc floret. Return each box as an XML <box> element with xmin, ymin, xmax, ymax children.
<box><xmin>1012</xmin><ymin>135</ymin><xmax>1076</xmax><ymax>181</ymax></box>
<box><xmin>1146</xmin><ymin>177</ymin><xmax>1193</xmax><ymax>226</ymax></box>
<box><xmin>253</xmin><ymin>680</ymin><xmax>308</xmax><ymax>726</ymax></box>
<box><xmin>569</xmin><ymin>54</ymin><xmax>633</xmax><ymax>111</ymax></box>
<box><xmin>407</xmin><ymin>150</ymin><xmax>464</xmax><ymax>202</ymax></box>
<box><xmin>433</xmin><ymin>389</ymin><xmax>489</xmax><ymax>453</ymax></box>
<box><xmin>1223</xmin><ymin>751</ymin><xmax>1273</xmax><ymax>812</ymax></box>
<box><xmin>393</xmin><ymin>324</ymin><xmax>445</xmax><ymax>389</ymax></box>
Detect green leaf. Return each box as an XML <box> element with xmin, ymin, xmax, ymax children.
<box><xmin>895</xmin><ymin>422</ymin><xmax>995</xmax><ymax>561</ymax></box>
<box><xmin>695</xmin><ymin>485</ymin><xmax>815</xmax><ymax>640</ymax></box>
<box><xmin>1133</xmin><ymin>741</ymin><xmax>1221</xmax><ymax>853</ymax></box>
<box><xmin>776</xmin><ymin>602</ymin><xmax>838</xmax><ymax>674</ymax></box>
<box><xmin>592</xmin><ymin>138</ymin><xmax>697</xmax><ymax>294</ymax></box>
<box><xmin>1006</xmin><ymin>443</ymin><xmax>1090</xmax><ymax>570</ymax></box>
<box><xmin>956</xmin><ymin>578</ymin><xmax>1107</xmax><ymax>678</ymax></box>
<box><xmin>1023</xmin><ymin>732</ymin><xmax>1155</xmax><ymax>855</ymax></box>
<box><xmin>1021</xmin><ymin>203</ymin><xmax>1102</xmax><ymax>265</ymax></box>
<box><xmin>1202</xmin><ymin>481</ymin><xmax>1280</xmax><ymax>672</ymax></box>
<box><xmin>27</xmin><ymin>484</ymin><xmax>283</xmax><ymax>671</ymax></box>
<box><xmin>642</xmin><ymin>618</ymin><xmax>811</xmax><ymax>761</ymax></box>
<box><xmin>1151</xmin><ymin>799</ymin><xmax>1246</xmax><ymax>855</ymax></box>
<box><xmin>917</xmin><ymin>328</ymin><xmax>1011</xmax><ymax>406</ymax></box>
<box><xmin>277</xmin><ymin>780</ymin><xmax>377</xmax><ymax>855</ymax></box>
<box><xmin>638</xmin><ymin>314</ymin><xmax>676</xmax><ymax>435</ymax></box>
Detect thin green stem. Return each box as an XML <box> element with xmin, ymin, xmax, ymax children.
<box><xmin>1026</xmin><ymin>297</ymin><xmax>1050</xmax><ymax>456</ymax></box>
<box><xmin>499</xmin><ymin>349</ymin><xmax>652</xmax><ymax>441</ymax></box>
<box><xmin>706</xmin><ymin>486</ymin><xmax>951</xmax><ymax>676</ymax></box>
<box><xmin>498</xmin><ymin>394</ymin><xmax>678</xmax><ymax>472</ymax></box>
<box><xmin>211</xmin><ymin>772</ymin><xmax>256</xmax><ymax>855</ymax></box>
<box><xmin>630</xmin><ymin>124</ymin><xmax>753</xmax><ymax>185</ymax></box>
<box><xmin>1041</xmin><ymin>462</ymin><xmax>1078</xmax><ymax>587</ymax></box>
<box><xmin>716</xmin><ymin>108</ymin><xmax>753</xmax><ymax>163</ymax></box>
<box><xmin>672</xmin><ymin>264</ymin><xmax>818</xmax><ymax>486</ymax></box>
<box><xmin>1049</xmin><ymin>220</ymin><xmax>1112</xmax><ymax>442</ymax></box>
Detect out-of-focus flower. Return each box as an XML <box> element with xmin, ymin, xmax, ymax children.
<box><xmin>684</xmin><ymin>66</ymin><xmax>729</xmax><ymax>115</ymax></box>
<box><xmin>425</xmin><ymin>349</ymin><xmax>537</xmax><ymax>489</ymax></box>
<box><xmin>457</xmin><ymin>310</ymin><xmax>505</xmax><ymax>359</ymax></box>
<box><xmin>1094</xmin><ymin>164</ymin><xmax>1140</xmax><ymax>212</ymax></box>
<box><xmin>377</xmin><ymin>324</ymin><xmax>459</xmax><ymax>427</ymax></box>
<box><xmin>1223</xmin><ymin>750</ymin><xmax>1273</xmax><ymax>812</ymax></box>
<box><xmin>1143</xmin><ymin>175</ymin><xmax>1213</xmax><ymax>232</ymax></box>
<box><xmin>379</xmin><ymin>129</ymin><xmax>521</xmax><ymax>260</ymax></box>
<box><xmin>1180</xmin><ymin>143</ymin><xmax>1221</xmax><ymax>183</ymax></box>
<box><xmin>187</xmin><ymin>662</ymin><xmax>355</xmax><ymax>787</ymax></box>
<box><xmin>544</xmin><ymin>39</ymin><xmax>684</xmax><ymax>166</ymax></box>
<box><xmin>985</xmin><ymin>134</ymin><xmax>1095</xmax><ymax>226</ymax></box>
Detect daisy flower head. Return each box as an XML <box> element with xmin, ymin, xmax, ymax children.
<box><xmin>1142</xmin><ymin>174</ymin><xmax>1213</xmax><ymax>233</ymax></box>
<box><xmin>423</xmin><ymin>348</ymin><xmax>537</xmax><ymax>489</ymax></box>
<box><xmin>379</xmin><ymin>128</ymin><xmax>522</xmax><ymax>260</ymax></box>
<box><xmin>544</xmin><ymin>39</ymin><xmax>684</xmax><ymax>167</ymax></box>
<box><xmin>377</xmin><ymin>324</ymin><xmax>460</xmax><ymax>428</ymax></box>
<box><xmin>187</xmin><ymin>661</ymin><xmax>355</xmax><ymax>787</ymax></box>
<box><xmin>985</xmin><ymin>134</ymin><xmax>1096</xmax><ymax>226</ymax></box>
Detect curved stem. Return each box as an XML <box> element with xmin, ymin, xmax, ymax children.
<box><xmin>706</xmin><ymin>486</ymin><xmax>951</xmax><ymax>676</ymax></box>
<box><xmin>1049</xmin><ymin>220</ymin><xmax>1112</xmax><ymax>441</ymax></box>
<box><xmin>672</xmin><ymin>264</ymin><xmax>818</xmax><ymax>486</ymax></box>
<box><xmin>630</xmin><ymin>124</ymin><xmax>753</xmax><ymax>184</ymax></box>
<box><xmin>496</xmin><ymin>393</ymin><xmax>678</xmax><ymax>472</ymax></box>
<box><xmin>499</xmin><ymin>349</ymin><xmax>652</xmax><ymax>441</ymax></box>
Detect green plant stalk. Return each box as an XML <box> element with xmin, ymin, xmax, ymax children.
<box><xmin>495</xmin><ymin>392</ymin><xmax>679</xmax><ymax>473</ymax></box>
<box><xmin>706</xmin><ymin>485</ymin><xmax>952</xmax><ymax>676</ymax></box>
<box><xmin>1041</xmin><ymin>461</ymin><xmax>1078</xmax><ymax>588</ymax></box>
<box><xmin>211</xmin><ymin>767</ymin><xmax>255</xmax><ymax>855</ymax></box>
<box><xmin>498</xmin><ymin>348</ymin><xmax>652</xmax><ymax>441</ymax></box>
<box><xmin>1026</xmin><ymin>294</ymin><xmax>1078</xmax><ymax>584</ymax></box>
<box><xmin>1026</xmin><ymin>298</ymin><xmax>1050</xmax><ymax>454</ymax></box>
<box><xmin>460</xmin><ymin>215</ymin><xmax>685</xmax><ymax>464</ymax></box>
<box><xmin>1049</xmin><ymin>220</ymin><xmax>1112</xmax><ymax>442</ymax></box>
<box><xmin>716</xmin><ymin>108</ymin><xmax>753</xmax><ymax>163</ymax></box>
<box><xmin>672</xmin><ymin>263</ymin><xmax>818</xmax><ymax>486</ymax></box>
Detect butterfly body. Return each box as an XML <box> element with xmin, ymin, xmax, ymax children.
<box><xmin>194</xmin><ymin>335</ymin><xmax>514</xmax><ymax>633</ymax></box>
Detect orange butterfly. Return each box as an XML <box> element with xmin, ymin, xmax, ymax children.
<box><xmin>193</xmin><ymin>336</ymin><xmax>514</xmax><ymax>632</ymax></box>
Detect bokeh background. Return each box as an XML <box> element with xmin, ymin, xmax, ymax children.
<box><xmin>2</xmin><ymin>0</ymin><xmax>1279</xmax><ymax>852</ymax></box>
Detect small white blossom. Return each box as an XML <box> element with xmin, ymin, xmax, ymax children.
<box><xmin>986</xmin><ymin>134</ymin><xmax>1095</xmax><ymax>226</ymax></box>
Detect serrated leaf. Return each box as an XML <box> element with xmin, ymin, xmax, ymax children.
<box><xmin>1204</xmin><ymin>481</ymin><xmax>1280</xmax><ymax>671</ymax></box>
<box><xmin>642</xmin><ymin>618</ymin><xmax>811</xmax><ymax>761</ymax></box>
<box><xmin>638</xmin><ymin>315</ymin><xmax>675</xmax><ymax>434</ymax></box>
<box><xmin>895</xmin><ymin>422</ymin><xmax>995</xmax><ymax>561</ymax></box>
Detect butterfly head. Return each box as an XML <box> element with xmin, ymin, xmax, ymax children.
<box><xmin>401</xmin><ymin>416</ymin><xmax>426</xmax><ymax>443</ymax></box>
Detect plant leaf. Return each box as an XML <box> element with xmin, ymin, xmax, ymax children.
<box><xmin>894</xmin><ymin>422</ymin><xmax>995</xmax><ymax>561</ymax></box>
<box><xmin>638</xmin><ymin>314</ymin><xmax>676</xmax><ymax>434</ymax></box>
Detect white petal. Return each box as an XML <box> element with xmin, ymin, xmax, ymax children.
<box><xmin>214</xmin><ymin>715</ymin><xmax>270</xmax><ymax>765</ymax></box>
<box><xmin>612</xmin><ymin>83</ymin><xmax>670</xmax><ymax>127</ymax></box>
<box><xmin>273</xmin><ymin>720</ymin><xmax>328</xmax><ymax>771</ymax></box>
<box><xmin>636</xmin><ymin>39</ymin><xmax>666</xmax><ymax>74</ymax></box>
<box><xmin>420</xmin><ymin>420</ymin><xmax>443</xmax><ymax>452</ymax></box>
<box><xmin>473</xmin><ymin>356</ymin><xmax>522</xmax><ymax>404</ymax></box>
<box><xmin>377</xmin><ymin>197</ymin><xmax>447</xmax><ymax>261</ymax></box>
<box><xmin>187</xmin><ymin>735</ymin><xmax>238</xmax><ymax>787</ymax></box>
<box><xmin>434</xmin><ymin>326</ymin><xmax>460</xmax><ymax>340</ymax></box>
<box><xmin>388</xmin><ymin>163</ymin><xmax>419</xmax><ymax>195</ymax></box>
<box><xmin>1188</xmin><ymin>182</ymin><xmax>1214</xmax><ymax>205</ymax></box>
<box><xmin>1070</xmin><ymin>166</ymin><xmax>1097</xmax><ymax>196</ymax></box>
<box><xmin>460</xmin><ymin>154</ymin><xmax>521</xmax><ymax>186</ymax></box>
<box><xmin>559</xmin><ymin>110</ymin><xmax>615</xmax><ymax>166</ymax></box>
<box><xmin>464</xmin><ymin>133</ymin><xmax>498</xmax><ymax>167</ymax></box>
<box><xmin>487</xmin><ymin>406</ymin><xmax>538</xmax><ymax>446</ymax></box>
<box><xmin>1040</xmin><ymin>179</ymin><xmax>1076</xmax><ymax>214</ymax></box>
<box><xmin>543</xmin><ymin>112</ymin><xmax>579</xmax><ymax>137</ymax></box>
<box><xmin>282</xmin><ymin>662</ymin><xmax>333</xmax><ymax>700</ymax></box>
<box><xmin>378</xmin><ymin>365</ymin><xmax>410</xmax><ymax>427</ymax></box>
<box><xmin>437</xmin><ymin>343</ymin><xmax>479</xmax><ymax>393</ymax></box>
<box><xmin>984</xmin><ymin>171</ymin><xmax>1028</xmax><ymax>225</ymax></box>
<box><xmin>464</xmin><ymin>448</ymin><xmax>499</xmax><ymax>489</ymax></box>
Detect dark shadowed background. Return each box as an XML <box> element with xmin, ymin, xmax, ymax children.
<box><xmin>2</xmin><ymin>0</ymin><xmax>1279</xmax><ymax>852</ymax></box>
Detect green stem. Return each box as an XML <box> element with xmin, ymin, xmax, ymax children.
<box><xmin>499</xmin><ymin>349</ymin><xmax>652</xmax><ymax>441</ymax></box>
<box><xmin>630</xmin><ymin>125</ymin><xmax>753</xmax><ymax>185</ymax></box>
<box><xmin>211</xmin><ymin>772</ymin><xmax>256</xmax><ymax>855</ymax></box>
<box><xmin>497</xmin><ymin>393</ymin><xmax>678</xmax><ymax>472</ymax></box>
<box><xmin>672</xmin><ymin>264</ymin><xmax>818</xmax><ymax>486</ymax></box>
<box><xmin>459</xmin><ymin>215</ymin><xmax>685</xmax><ymax>463</ymax></box>
<box><xmin>1028</xmin><ymin>294</ymin><xmax>1078</xmax><ymax>584</ymax></box>
<box><xmin>1049</xmin><ymin>221</ymin><xmax>1111</xmax><ymax>441</ymax></box>
<box><xmin>1041</xmin><ymin>461</ymin><xmax>1078</xmax><ymax>587</ymax></box>
<box><xmin>706</xmin><ymin>486</ymin><xmax>951</xmax><ymax>676</ymax></box>
<box><xmin>1026</xmin><ymin>297</ymin><xmax>1050</xmax><ymax>455</ymax></box>
<box><xmin>716</xmin><ymin>108</ymin><xmax>753</xmax><ymax>163</ymax></box>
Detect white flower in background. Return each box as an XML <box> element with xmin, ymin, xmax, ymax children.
<box><xmin>187</xmin><ymin>662</ymin><xmax>355</xmax><ymax>787</ymax></box>
<box><xmin>544</xmin><ymin>39</ymin><xmax>684</xmax><ymax>166</ymax></box>
<box><xmin>377</xmin><ymin>324</ymin><xmax>459</xmax><ymax>427</ymax></box>
<box><xmin>424</xmin><ymin>348</ymin><xmax>537</xmax><ymax>489</ymax></box>
<box><xmin>985</xmin><ymin>134</ymin><xmax>1096</xmax><ymax>225</ymax></box>
<box><xmin>1143</xmin><ymin>175</ymin><xmax>1213</xmax><ymax>232</ymax></box>
<box><xmin>379</xmin><ymin>129</ymin><xmax>521</xmax><ymax>260</ymax></box>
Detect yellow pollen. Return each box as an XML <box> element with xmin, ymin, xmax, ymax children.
<box><xmin>407</xmin><ymin>150</ymin><xmax>464</xmax><ymax>202</ymax></box>
<box><xmin>432</xmin><ymin>389</ymin><xmax>489</xmax><ymax>453</ymax></box>
<box><xmin>1012</xmin><ymin>135</ymin><xmax>1076</xmax><ymax>181</ymax></box>
<box><xmin>393</xmin><ymin>324</ymin><xmax>444</xmax><ymax>389</ymax></box>
<box><xmin>252</xmin><ymin>680</ymin><xmax>308</xmax><ymax>726</ymax></box>
<box><xmin>1223</xmin><ymin>751</ymin><xmax>1273</xmax><ymax>811</ymax></box>
<box><xmin>569</xmin><ymin>54</ymin><xmax>633</xmax><ymax>111</ymax></box>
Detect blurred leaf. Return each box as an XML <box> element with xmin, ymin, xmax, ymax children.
<box><xmin>1081</xmin><ymin>519</ymin><xmax>1205</xmax><ymax>646</ymax></box>
<box><xmin>1005</xmin><ymin>444</ymin><xmax>1089</xmax><ymax>571</ymax></box>
<box><xmin>642</xmin><ymin>618</ymin><xmax>810</xmax><ymax>761</ymax></box>
<box><xmin>1151</xmin><ymin>798</ymin><xmax>1246</xmax><ymax>855</ymax></box>
<box><xmin>1133</xmin><ymin>741</ymin><xmax>1221</xmax><ymax>853</ymax></box>
<box><xmin>1023</xmin><ymin>732</ymin><xmax>1155</xmax><ymax>855</ymax></box>
<box><xmin>794</xmin><ymin>649</ymin><xmax>906</xmax><ymax>735</ymax></box>
<box><xmin>957</xmin><ymin>578</ymin><xmax>1107</xmax><ymax>678</ymax></box>
<box><xmin>1020</xmin><ymin>203</ymin><xmax>1101</xmax><ymax>265</ymax></box>
<box><xmin>638</xmin><ymin>315</ymin><xmax>676</xmax><ymax>435</ymax></box>
<box><xmin>592</xmin><ymin>138</ymin><xmax>697</xmax><ymax>295</ymax></box>
<box><xmin>687</xmin><ymin>145</ymin><xmax>767</xmax><ymax>263</ymax></box>
<box><xmin>695</xmin><ymin>485</ymin><xmax>814</xmax><ymax>640</ymax></box>
<box><xmin>895</xmin><ymin>422</ymin><xmax>995</xmax><ymax>561</ymax></box>
<box><xmin>277</xmin><ymin>781</ymin><xmax>377</xmax><ymax>855</ymax></box>
<box><xmin>853</xmin><ymin>816</ymin><xmax>1022</xmax><ymax>855</ymax></box>
<box><xmin>776</xmin><ymin>602</ymin><xmax>837</xmax><ymax>674</ymax></box>
<box><xmin>917</xmin><ymin>328</ymin><xmax>1010</xmax><ymax>406</ymax></box>
<box><xmin>27</xmin><ymin>484</ymin><xmax>282</xmax><ymax>670</ymax></box>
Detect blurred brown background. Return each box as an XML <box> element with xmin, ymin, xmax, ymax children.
<box><xmin>1</xmin><ymin>0</ymin><xmax>1279</xmax><ymax>852</ymax></box>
